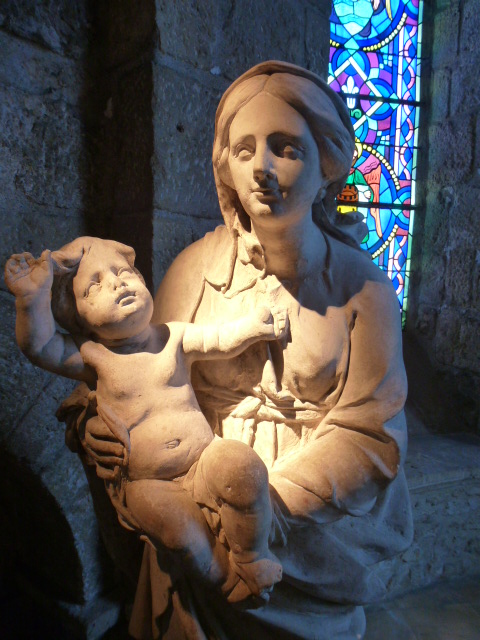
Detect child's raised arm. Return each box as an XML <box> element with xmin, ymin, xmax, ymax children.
<box><xmin>182</xmin><ymin>306</ymin><xmax>289</xmax><ymax>362</ymax></box>
<box><xmin>5</xmin><ymin>250</ymin><xmax>94</xmax><ymax>383</ymax></box>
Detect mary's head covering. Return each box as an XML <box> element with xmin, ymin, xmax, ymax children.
<box><xmin>212</xmin><ymin>61</ymin><xmax>356</xmax><ymax>264</ymax></box>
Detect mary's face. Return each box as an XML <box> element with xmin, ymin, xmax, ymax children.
<box><xmin>227</xmin><ymin>92</ymin><xmax>324</xmax><ymax>228</ymax></box>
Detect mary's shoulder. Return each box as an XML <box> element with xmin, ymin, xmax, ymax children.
<box><xmin>329</xmin><ymin>237</ymin><xmax>391</xmax><ymax>286</ymax></box>
<box><xmin>328</xmin><ymin>237</ymin><xmax>399</xmax><ymax>314</ymax></box>
<box><xmin>152</xmin><ymin>225</ymin><xmax>229</xmax><ymax>323</ymax></box>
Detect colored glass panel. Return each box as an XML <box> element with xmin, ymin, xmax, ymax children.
<box><xmin>329</xmin><ymin>0</ymin><xmax>423</xmax><ymax>327</ymax></box>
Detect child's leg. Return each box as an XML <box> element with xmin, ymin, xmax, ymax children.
<box><xmin>125</xmin><ymin>479</ymin><xmax>229</xmax><ymax>587</ymax></box>
<box><xmin>195</xmin><ymin>439</ymin><xmax>282</xmax><ymax>597</ymax></box>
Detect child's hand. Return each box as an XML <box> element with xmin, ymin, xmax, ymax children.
<box><xmin>5</xmin><ymin>250</ymin><xmax>53</xmax><ymax>299</ymax></box>
<box><xmin>254</xmin><ymin>306</ymin><xmax>289</xmax><ymax>341</ymax></box>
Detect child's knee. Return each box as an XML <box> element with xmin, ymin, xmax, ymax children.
<box><xmin>202</xmin><ymin>439</ymin><xmax>269</xmax><ymax>510</ymax></box>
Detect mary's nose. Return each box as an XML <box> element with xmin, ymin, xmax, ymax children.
<box><xmin>253</xmin><ymin>146</ymin><xmax>275</xmax><ymax>181</ymax></box>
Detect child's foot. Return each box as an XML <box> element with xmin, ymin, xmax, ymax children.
<box><xmin>229</xmin><ymin>551</ymin><xmax>282</xmax><ymax>599</ymax></box>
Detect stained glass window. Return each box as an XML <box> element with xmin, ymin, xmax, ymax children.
<box><xmin>329</xmin><ymin>0</ymin><xmax>423</xmax><ymax>327</ymax></box>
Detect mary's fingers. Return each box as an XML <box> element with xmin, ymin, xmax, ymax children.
<box><xmin>84</xmin><ymin>430</ymin><xmax>125</xmax><ymax>457</ymax></box>
<box><xmin>88</xmin><ymin>450</ymin><xmax>125</xmax><ymax>466</ymax></box>
<box><xmin>95</xmin><ymin>464</ymin><xmax>119</xmax><ymax>481</ymax></box>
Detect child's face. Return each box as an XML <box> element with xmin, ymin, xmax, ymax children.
<box><xmin>73</xmin><ymin>248</ymin><xmax>153</xmax><ymax>340</ymax></box>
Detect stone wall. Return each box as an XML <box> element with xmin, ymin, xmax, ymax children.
<box><xmin>0</xmin><ymin>0</ymin><xmax>101</xmax><ymax>608</ymax></box>
<box><xmin>406</xmin><ymin>0</ymin><xmax>480</xmax><ymax>434</ymax></box>
<box><xmin>0</xmin><ymin>1</ymin><xmax>151</xmax><ymax>636</ymax></box>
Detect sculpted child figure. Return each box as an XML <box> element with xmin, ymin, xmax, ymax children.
<box><xmin>5</xmin><ymin>236</ymin><xmax>287</xmax><ymax>602</ymax></box>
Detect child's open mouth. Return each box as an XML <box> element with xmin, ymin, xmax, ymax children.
<box><xmin>117</xmin><ymin>291</ymin><xmax>136</xmax><ymax>306</ymax></box>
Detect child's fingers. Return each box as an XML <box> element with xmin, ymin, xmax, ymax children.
<box><xmin>6</xmin><ymin>253</ymin><xmax>32</xmax><ymax>273</ymax></box>
<box><xmin>39</xmin><ymin>249</ymin><xmax>53</xmax><ymax>273</ymax></box>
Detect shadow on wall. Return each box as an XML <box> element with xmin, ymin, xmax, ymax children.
<box><xmin>0</xmin><ymin>449</ymin><xmax>84</xmax><ymax>603</ymax></box>
<box><xmin>403</xmin><ymin>334</ymin><xmax>479</xmax><ymax>434</ymax></box>
<box><xmin>82</xmin><ymin>0</ymin><xmax>156</xmax><ymax>291</ymax></box>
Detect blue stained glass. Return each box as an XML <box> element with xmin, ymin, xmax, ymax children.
<box><xmin>329</xmin><ymin>0</ymin><xmax>423</xmax><ymax>326</ymax></box>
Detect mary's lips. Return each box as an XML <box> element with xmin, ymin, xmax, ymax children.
<box><xmin>253</xmin><ymin>189</ymin><xmax>280</xmax><ymax>199</ymax></box>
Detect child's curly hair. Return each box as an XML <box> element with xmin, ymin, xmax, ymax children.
<box><xmin>51</xmin><ymin>236</ymin><xmax>144</xmax><ymax>335</ymax></box>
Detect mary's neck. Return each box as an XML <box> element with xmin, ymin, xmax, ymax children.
<box><xmin>251</xmin><ymin>212</ymin><xmax>326</xmax><ymax>283</ymax></box>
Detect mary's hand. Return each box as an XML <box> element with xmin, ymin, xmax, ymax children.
<box><xmin>84</xmin><ymin>413</ymin><xmax>128</xmax><ymax>480</ymax></box>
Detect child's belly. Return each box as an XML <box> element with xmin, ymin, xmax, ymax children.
<box><xmin>127</xmin><ymin>410</ymin><xmax>214</xmax><ymax>481</ymax></box>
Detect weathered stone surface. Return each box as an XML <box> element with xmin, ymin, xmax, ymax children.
<box><xmin>218</xmin><ymin>0</ymin><xmax>305</xmax><ymax>79</ymax></box>
<box><xmin>427</xmin><ymin>118</ymin><xmax>474</xmax><ymax>185</ymax></box>
<box><xmin>0</xmin><ymin>30</ymin><xmax>83</xmax><ymax>104</ymax></box>
<box><xmin>0</xmin><ymin>0</ymin><xmax>90</xmax><ymax>58</ymax></box>
<box><xmin>373</xmin><ymin>434</ymin><xmax>480</xmax><ymax>596</ymax></box>
<box><xmin>305</xmin><ymin>7</ymin><xmax>331</xmax><ymax>78</ymax></box>
<box><xmin>153</xmin><ymin>210</ymin><xmax>219</xmax><ymax>288</ymax></box>
<box><xmin>435</xmin><ymin>309</ymin><xmax>480</xmax><ymax>373</ymax></box>
<box><xmin>152</xmin><ymin>62</ymin><xmax>223</xmax><ymax>215</ymax></box>
<box><xmin>430</xmin><ymin>68</ymin><xmax>450</xmax><ymax>124</ymax></box>
<box><xmin>0</xmin><ymin>83</ymin><xmax>86</xmax><ymax>215</ymax></box>
<box><xmin>156</xmin><ymin>0</ymin><xmax>228</xmax><ymax>72</ymax></box>
<box><xmin>449</xmin><ymin>59</ymin><xmax>480</xmax><ymax>120</ymax></box>
<box><xmin>459</xmin><ymin>0</ymin><xmax>480</xmax><ymax>56</ymax></box>
<box><xmin>443</xmin><ymin>240</ymin><xmax>477</xmax><ymax>309</ymax></box>
<box><xmin>432</xmin><ymin>5</ymin><xmax>460</xmax><ymax>71</ymax></box>
<box><xmin>156</xmin><ymin>0</ymin><xmax>305</xmax><ymax>79</ymax></box>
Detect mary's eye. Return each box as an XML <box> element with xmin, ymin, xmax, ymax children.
<box><xmin>118</xmin><ymin>267</ymin><xmax>132</xmax><ymax>276</ymax></box>
<box><xmin>278</xmin><ymin>142</ymin><xmax>303</xmax><ymax>160</ymax></box>
<box><xmin>234</xmin><ymin>144</ymin><xmax>254</xmax><ymax>160</ymax></box>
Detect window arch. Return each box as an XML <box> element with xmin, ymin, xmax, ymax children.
<box><xmin>329</xmin><ymin>0</ymin><xmax>424</xmax><ymax>327</ymax></box>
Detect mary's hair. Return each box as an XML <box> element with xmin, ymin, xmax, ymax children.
<box><xmin>212</xmin><ymin>61</ymin><xmax>357</xmax><ymax>247</ymax></box>
<box><xmin>50</xmin><ymin>236</ymin><xmax>140</xmax><ymax>335</ymax></box>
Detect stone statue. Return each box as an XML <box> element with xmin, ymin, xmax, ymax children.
<box><xmin>5</xmin><ymin>236</ymin><xmax>288</xmax><ymax>604</ymax></box>
<box><xmin>6</xmin><ymin>61</ymin><xmax>412</xmax><ymax>640</ymax></box>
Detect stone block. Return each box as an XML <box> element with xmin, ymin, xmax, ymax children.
<box><xmin>459</xmin><ymin>0</ymin><xmax>480</xmax><ymax>56</ymax></box>
<box><xmin>152</xmin><ymin>62</ymin><xmax>223</xmax><ymax>215</ymax></box>
<box><xmin>0</xmin><ymin>83</ymin><xmax>87</xmax><ymax>215</ymax></box>
<box><xmin>0</xmin><ymin>293</ymin><xmax>53</xmax><ymax>441</ymax></box>
<box><xmin>474</xmin><ymin>114</ymin><xmax>480</xmax><ymax>182</ymax></box>
<box><xmin>156</xmin><ymin>0</ymin><xmax>228</xmax><ymax>72</ymax></box>
<box><xmin>414</xmin><ymin>304</ymin><xmax>438</xmax><ymax>339</ymax></box>
<box><xmin>373</xmin><ymin>434</ymin><xmax>480</xmax><ymax>596</ymax></box>
<box><xmin>430</xmin><ymin>68</ymin><xmax>450</xmax><ymax>123</ymax></box>
<box><xmin>427</xmin><ymin>118</ymin><xmax>474</xmax><ymax>186</ymax></box>
<box><xmin>156</xmin><ymin>0</ymin><xmax>305</xmax><ymax>79</ymax></box>
<box><xmin>443</xmin><ymin>240</ymin><xmax>476</xmax><ymax>309</ymax></box>
<box><xmin>153</xmin><ymin>210</ymin><xmax>219</xmax><ymax>288</ymax></box>
<box><xmin>435</xmin><ymin>309</ymin><xmax>480</xmax><ymax>373</ymax></box>
<box><xmin>0</xmin><ymin>31</ymin><xmax>83</xmax><ymax>105</ymax></box>
<box><xmin>0</xmin><ymin>0</ymin><xmax>90</xmax><ymax>58</ymax></box>
<box><xmin>447</xmin><ymin>183</ymin><xmax>480</xmax><ymax>235</ymax></box>
<box><xmin>305</xmin><ymin>7</ymin><xmax>331</xmax><ymax>78</ymax></box>
<box><xmin>449</xmin><ymin>58</ymin><xmax>480</xmax><ymax>120</ymax></box>
<box><xmin>432</xmin><ymin>6</ymin><xmax>460</xmax><ymax>71</ymax></box>
<box><xmin>218</xmin><ymin>0</ymin><xmax>306</xmax><ymax>79</ymax></box>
